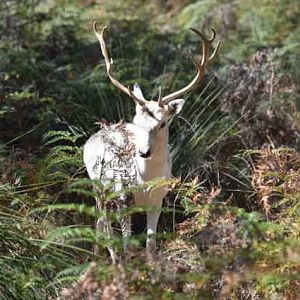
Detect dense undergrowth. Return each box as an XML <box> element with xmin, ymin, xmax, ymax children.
<box><xmin>1</xmin><ymin>0</ymin><xmax>300</xmax><ymax>299</ymax></box>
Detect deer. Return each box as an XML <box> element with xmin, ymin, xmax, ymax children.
<box><xmin>83</xmin><ymin>22</ymin><xmax>220</xmax><ymax>263</ymax></box>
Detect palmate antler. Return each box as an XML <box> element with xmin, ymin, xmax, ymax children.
<box><xmin>93</xmin><ymin>21</ymin><xmax>221</xmax><ymax>107</ymax></box>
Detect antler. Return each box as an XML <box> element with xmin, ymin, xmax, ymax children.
<box><xmin>93</xmin><ymin>22</ymin><xmax>146</xmax><ymax>106</ymax></box>
<box><xmin>161</xmin><ymin>28</ymin><xmax>221</xmax><ymax>105</ymax></box>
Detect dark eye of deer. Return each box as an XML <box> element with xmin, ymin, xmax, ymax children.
<box><xmin>159</xmin><ymin>121</ymin><xmax>166</xmax><ymax>129</ymax></box>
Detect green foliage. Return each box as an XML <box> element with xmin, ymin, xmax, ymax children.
<box><xmin>0</xmin><ymin>192</ymin><xmax>77</xmax><ymax>299</ymax></box>
<box><xmin>177</xmin><ymin>0</ymin><xmax>220</xmax><ymax>30</ymax></box>
<box><xmin>1</xmin><ymin>0</ymin><xmax>300</xmax><ymax>298</ymax></box>
<box><xmin>176</xmin><ymin>0</ymin><xmax>300</xmax><ymax>64</ymax></box>
<box><xmin>43</xmin><ymin>130</ymin><xmax>84</xmax><ymax>180</ymax></box>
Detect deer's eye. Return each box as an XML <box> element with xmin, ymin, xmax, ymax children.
<box><xmin>142</xmin><ymin>107</ymin><xmax>156</xmax><ymax>119</ymax></box>
<box><xmin>159</xmin><ymin>121</ymin><xmax>166</xmax><ymax>129</ymax></box>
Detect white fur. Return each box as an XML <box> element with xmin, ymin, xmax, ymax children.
<box><xmin>83</xmin><ymin>85</ymin><xmax>185</xmax><ymax>260</ymax></box>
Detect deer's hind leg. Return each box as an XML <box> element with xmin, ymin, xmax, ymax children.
<box><xmin>95</xmin><ymin>196</ymin><xmax>118</xmax><ymax>264</ymax></box>
<box><xmin>118</xmin><ymin>192</ymin><xmax>134</xmax><ymax>254</ymax></box>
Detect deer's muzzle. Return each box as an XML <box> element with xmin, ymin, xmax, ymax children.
<box><xmin>139</xmin><ymin>149</ymin><xmax>151</xmax><ymax>158</ymax></box>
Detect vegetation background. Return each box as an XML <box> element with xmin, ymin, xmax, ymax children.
<box><xmin>1</xmin><ymin>0</ymin><xmax>300</xmax><ymax>299</ymax></box>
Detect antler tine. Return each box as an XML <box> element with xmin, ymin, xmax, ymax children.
<box><xmin>190</xmin><ymin>27</ymin><xmax>214</xmax><ymax>65</ymax></box>
<box><xmin>157</xmin><ymin>86</ymin><xmax>163</xmax><ymax>107</ymax></box>
<box><xmin>209</xmin><ymin>40</ymin><xmax>221</xmax><ymax>61</ymax></box>
<box><xmin>190</xmin><ymin>28</ymin><xmax>220</xmax><ymax>62</ymax></box>
<box><xmin>93</xmin><ymin>21</ymin><xmax>145</xmax><ymax>105</ymax></box>
<box><xmin>161</xmin><ymin>27</ymin><xmax>220</xmax><ymax>105</ymax></box>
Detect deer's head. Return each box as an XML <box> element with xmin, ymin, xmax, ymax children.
<box><xmin>93</xmin><ymin>22</ymin><xmax>220</xmax><ymax>158</ymax></box>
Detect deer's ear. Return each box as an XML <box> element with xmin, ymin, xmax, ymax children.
<box><xmin>133</xmin><ymin>83</ymin><xmax>146</xmax><ymax>102</ymax></box>
<box><xmin>167</xmin><ymin>99</ymin><xmax>185</xmax><ymax>115</ymax></box>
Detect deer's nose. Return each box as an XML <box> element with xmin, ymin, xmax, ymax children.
<box><xmin>139</xmin><ymin>149</ymin><xmax>151</xmax><ymax>158</ymax></box>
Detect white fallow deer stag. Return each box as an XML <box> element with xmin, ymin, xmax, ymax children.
<box><xmin>83</xmin><ymin>22</ymin><xmax>220</xmax><ymax>263</ymax></box>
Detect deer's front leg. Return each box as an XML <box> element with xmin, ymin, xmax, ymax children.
<box><xmin>146</xmin><ymin>209</ymin><xmax>161</xmax><ymax>261</ymax></box>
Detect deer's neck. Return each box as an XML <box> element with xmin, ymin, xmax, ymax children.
<box><xmin>140</xmin><ymin>126</ymin><xmax>171</xmax><ymax>181</ymax></box>
<box><xmin>153</xmin><ymin>127</ymin><xmax>169</xmax><ymax>155</ymax></box>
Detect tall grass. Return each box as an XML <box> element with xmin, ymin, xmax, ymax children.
<box><xmin>1</xmin><ymin>0</ymin><xmax>300</xmax><ymax>298</ymax></box>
